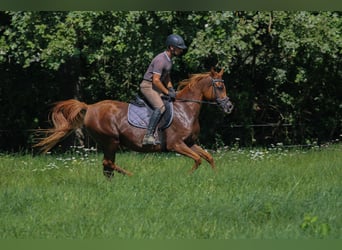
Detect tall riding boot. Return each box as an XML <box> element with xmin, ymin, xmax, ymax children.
<box><xmin>142</xmin><ymin>109</ymin><xmax>162</xmax><ymax>145</ymax></box>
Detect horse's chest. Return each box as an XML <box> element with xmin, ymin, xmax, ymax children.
<box><xmin>187</xmin><ymin>121</ymin><xmax>200</xmax><ymax>140</ymax></box>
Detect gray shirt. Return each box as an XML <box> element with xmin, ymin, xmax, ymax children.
<box><xmin>143</xmin><ymin>51</ymin><xmax>172</xmax><ymax>85</ymax></box>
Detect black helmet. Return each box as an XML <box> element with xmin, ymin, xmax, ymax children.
<box><xmin>166</xmin><ymin>34</ymin><xmax>187</xmax><ymax>49</ymax></box>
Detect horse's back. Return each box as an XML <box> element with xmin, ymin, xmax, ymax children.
<box><xmin>84</xmin><ymin>100</ymin><xmax>129</xmax><ymax>133</ymax></box>
<box><xmin>83</xmin><ymin>99</ymin><xmax>162</xmax><ymax>152</ymax></box>
<box><xmin>90</xmin><ymin>99</ymin><xmax>127</xmax><ymax>108</ymax></box>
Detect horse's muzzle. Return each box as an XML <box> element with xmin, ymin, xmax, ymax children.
<box><xmin>217</xmin><ymin>97</ymin><xmax>234</xmax><ymax>114</ymax></box>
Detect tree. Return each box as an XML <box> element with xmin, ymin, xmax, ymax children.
<box><xmin>0</xmin><ymin>11</ymin><xmax>341</xmax><ymax>150</ymax></box>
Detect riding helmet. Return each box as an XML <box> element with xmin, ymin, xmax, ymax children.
<box><xmin>166</xmin><ymin>34</ymin><xmax>187</xmax><ymax>49</ymax></box>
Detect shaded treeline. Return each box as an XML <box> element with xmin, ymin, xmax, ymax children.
<box><xmin>0</xmin><ymin>11</ymin><xmax>341</xmax><ymax>150</ymax></box>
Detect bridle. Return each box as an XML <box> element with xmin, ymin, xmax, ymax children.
<box><xmin>175</xmin><ymin>77</ymin><xmax>230</xmax><ymax>106</ymax></box>
<box><xmin>211</xmin><ymin>78</ymin><xmax>233</xmax><ymax>111</ymax></box>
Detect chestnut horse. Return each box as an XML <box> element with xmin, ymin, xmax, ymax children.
<box><xmin>35</xmin><ymin>68</ymin><xmax>233</xmax><ymax>177</ymax></box>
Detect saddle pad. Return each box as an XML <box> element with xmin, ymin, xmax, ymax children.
<box><xmin>128</xmin><ymin>102</ymin><xmax>173</xmax><ymax>130</ymax></box>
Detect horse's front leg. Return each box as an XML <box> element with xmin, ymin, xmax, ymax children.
<box><xmin>170</xmin><ymin>142</ymin><xmax>202</xmax><ymax>173</ymax></box>
<box><xmin>191</xmin><ymin>144</ymin><xmax>217</xmax><ymax>172</ymax></box>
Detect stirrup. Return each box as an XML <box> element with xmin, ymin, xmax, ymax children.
<box><xmin>142</xmin><ymin>134</ymin><xmax>156</xmax><ymax>145</ymax></box>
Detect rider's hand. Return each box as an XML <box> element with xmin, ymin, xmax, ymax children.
<box><xmin>168</xmin><ymin>87</ymin><xmax>176</xmax><ymax>100</ymax></box>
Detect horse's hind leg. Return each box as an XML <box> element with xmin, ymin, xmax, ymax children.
<box><xmin>103</xmin><ymin>158</ymin><xmax>133</xmax><ymax>178</ymax></box>
<box><xmin>102</xmin><ymin>146</ymin><xmax>133</xmax><ymax>178</ymax></box>
<box><xmin>103</xmin><ymin>158</ymin><xmax>115</xmax><ymax>179</ymax></box>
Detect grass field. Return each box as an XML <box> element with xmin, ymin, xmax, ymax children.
<box><xmin>0</xmin><ymin>144</ymin><xmax>341</xmax><ymax>239</ymax></box>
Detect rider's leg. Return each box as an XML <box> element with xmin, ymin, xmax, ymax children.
<box><xmin>140</xmin><ymin>81</ymin><xmax>166</xmax><ymax>145</ymax></box>
<box><xmin>142</xmin><ymin>106</ymin><xmax>165</xmax><ymax>145</ymax></box>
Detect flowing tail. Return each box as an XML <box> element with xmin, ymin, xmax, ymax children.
<box><xmin>34</xmin><ymin>99</ymin><xmax>88</xmax><ymax>153</ymax></box>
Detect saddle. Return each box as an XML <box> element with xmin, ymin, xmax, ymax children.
<box><xmin>128</xmin><ymin>95</ymin><xmax>173</xmax><ymax>130</ymax></box>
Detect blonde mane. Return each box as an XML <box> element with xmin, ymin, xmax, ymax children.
<box><xmin>177</xmin><ymin>72</ymin><xmax>211</xmax><ymax>91</ymax></box>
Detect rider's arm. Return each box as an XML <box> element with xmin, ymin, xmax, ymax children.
<box><xmin>165</xmin><ymin>74</ymin><xmax>173</xmax><ymax>89</ymax></box>
<box><xmin>152</xmin><ymin>73</ymin><xmax>171</xmax><ymax>95</ymax></box>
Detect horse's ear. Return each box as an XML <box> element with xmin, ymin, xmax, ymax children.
<box><xmin>219</xmin><ymin>68</ymin><xmax>224</xmax><ymax>76</ymax></box>
<box><xmin>210</xmin><ymin>66</ymin><xmax>216</xmax><ymax>75</ymax></box>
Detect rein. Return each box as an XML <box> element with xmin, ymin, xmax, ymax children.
<box><xmin>175</xmin><ymin>98</ymin><xmax>217</xmax><ymax>105</ymax></box>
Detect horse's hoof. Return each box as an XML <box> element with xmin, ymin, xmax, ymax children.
<box><xmin>103</xmin><ymin>168</ymin><xmax>114</xmax><ymax>179</ymax></box>
<box><xmin>126</xmin><ymin>171</ymin><xmax>134</xmax><ymax>177</ymax></box>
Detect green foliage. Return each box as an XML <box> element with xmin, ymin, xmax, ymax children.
<box><xmin>0</xmin><ymin>11</ymin><xmax>341</xmax><ymax>150</ymax></box>
<box><xmin>301</xmin><ymin>214</ymin><xmax>331</xmax><ymax>238</ymax></box>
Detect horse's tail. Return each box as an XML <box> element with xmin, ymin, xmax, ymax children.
<box><xmin>34</xmin><ymin>99</ymin><xmax>88</xmax><ymax>153</ymax></box>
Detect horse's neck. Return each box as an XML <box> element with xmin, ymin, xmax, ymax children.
<box><xmin>176</xmin><ymin>84</ymin><xmax>204</xmax><ymax>116</ymax></box>
<box><xmin>177</xmin><ymin>82</ymin><xmax>204</xmax><ymax>102</ymax></box>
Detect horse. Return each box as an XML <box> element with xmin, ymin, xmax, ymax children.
<box><xmin>34</xmin><ymin>68</ymin><xmax>234</xmax><ymax>178</ymax></box>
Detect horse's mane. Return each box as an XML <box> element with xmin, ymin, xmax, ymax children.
<box><xmin>177</xmin><ymin>72</ymin><xmax>211</xmax><ymax>91</ymax></box>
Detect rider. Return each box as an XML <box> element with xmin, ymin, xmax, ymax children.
<box><xmin>140</xmin><ymin>34</ymin><xmax>187</xmax><ymax>145</ymax></box>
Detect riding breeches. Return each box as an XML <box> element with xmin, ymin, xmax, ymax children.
<box><xmin>140</xmin><ymin>80</ymin><xmax>166</xmax><ymax>113</ymax></box>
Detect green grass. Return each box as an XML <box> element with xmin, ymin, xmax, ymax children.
<box><xmin>0</xmin><ymin>144</ymin><xmax>341</xmax><ymax>239</ymax></box>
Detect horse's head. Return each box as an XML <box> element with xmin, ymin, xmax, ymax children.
<box><xmin>204</xmin><ymin>68</ymin><xmax>234</xmax><ymax>114</ymax></box>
